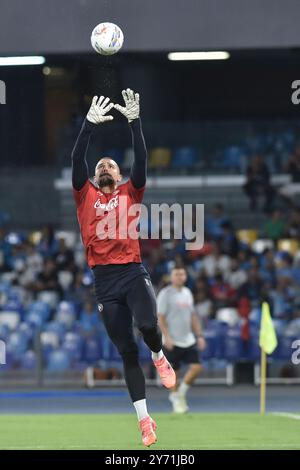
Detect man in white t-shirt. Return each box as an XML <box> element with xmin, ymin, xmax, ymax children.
<box><xmin>157</xmin><ymin>267</ymin><xmax>206</xmax><ymax>413</ymax></box>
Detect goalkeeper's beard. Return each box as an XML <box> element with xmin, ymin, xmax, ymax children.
<box><xmin>98</xmin><ymin>174</ymin><xmax>115</xmax><ymax>188</ymax></box>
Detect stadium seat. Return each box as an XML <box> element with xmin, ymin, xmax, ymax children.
<box><xmin>47</xmin><ymin>349</ymin><xmax>71</xmax><ymax>372</ymax></box>
<box><xmin>44</xmin><ymin>321</ymin><xmax>66</xmax><ymax>340</ymax></box>
<box><xmin>37</xmin><ymin>291</ymin><xmax>59</xmax><ymax>309</ymax></box>
<box><xmin>40</xmin><ymin>331</ymin><xmax>60</xmax><ymax>349</ymax></box>
<box><xmin>3</xmin><ymin>298</ymin><xmax>24</xmax><ymax>316</ymax></box>
<box><xmin>20</xmin><ymin>350</ymin><xmax>37</xmax><ymax>370</ymax></box>
<box><xmin>55</xmin><ymin>301</ymin><xmax>76</xmax><ymax>328</ymax></box>
<box><xmin>276</xmin><ymin>333</ymin><xmax>298</xmax><ymax>361</ymax></box>
<box><xmin>0</xmin><ymin>312</ymin><xmax>20</xmax><ymax>330</ymax></box>
<box><xmin>18</xmin><ymin>322</ymin><xmax>34</xmax><ymax>341</ymax></box>
<box><xmin>236</xmin><ymin>229</ymin><xmax>258</xmax><ymax>246</ymax></box>
<box><xmin>137</xmin><ymin>337</ymin><xmax>151</xmax><ymax>362</ymax></box>
<box><xmin>202</xmin><ymin>328</ymin><xmax>219</xmax><ymax>360</ymax></box>
<box><xmin>7</xmin><ymin>331</ymin><xmax>28</xmax><ymax>358</ymax></box>
<box><xmin>172</xmin><ymin>147</ymin><xmax>198</xmax><ymax>169</ymax></box>
<box><xmin>25</xmin><ymin>311</ymin><xmax>45</xmax><ymax>328</ymax></box>
<box><xmin>83</xmin><ymin>338</ymin><xmax>102</xmax><ymax>362</ymax></box>
<box><xmin>222</xmin><ymin>146</ymin><xmax>244</xmax><ymax>172</ymax></box>
<box><xmin>0</xmin><ymin>323</ymin><xmax>10</xmax><ymax>341</ymax></box>
<box><xmin>27</xmin><ymin>301</ymin><xmax>51</xmax><ymax>323</ymax></box>
<box><xmin>62</xmin><ymin>332</ymin><xmax>83</xmax><ymax>361</ymax></box>
<box><xmin>278</xmin><ymin>239</ymin><xmax>300</xmax><ymax>255</ymax></box>
<box><xmin>223</xmin><ymin>327</ymin><xmax>243</xmax><ymax>362</ymax></box>
<box><xmin>148</xmin><ymin>148</ymin><xmax>171</xmax><ymax>169</ymax></box>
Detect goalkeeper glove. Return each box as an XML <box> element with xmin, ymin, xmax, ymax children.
<box><xmin>114</xmin><ymin>88</ymin><xmax>140</xmax><ymax>123</ymax></box>
<box><xmin>86</xmin><ymin>95</ymin><xmax>114</xmax><ymax>124</ymax></box>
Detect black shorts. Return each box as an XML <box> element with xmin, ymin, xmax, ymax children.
<box><xmin>92</xmin><ymin>262</ymin><xmax>159</xmax><ymax>356</ymax></box>
<box><xmin>92</xmin><ymin>262</ymin><xmax>150</xmax><ymax>304</ymax></box>
<box><xmin>163</xmin><ymin>343</ymin><xmax>200</xmax><ymax>371</ymax></box>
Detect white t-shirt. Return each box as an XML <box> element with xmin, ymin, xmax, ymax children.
<box><xmin>157</xmin><ymin>285</ymin><xmax>196</xmax><ymax>348</ymax></box>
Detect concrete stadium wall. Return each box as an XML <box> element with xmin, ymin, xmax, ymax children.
<box><xmin>0</xmin><ymin>0</ymin><xmax>300</xmax><ymax>54</ymax></box>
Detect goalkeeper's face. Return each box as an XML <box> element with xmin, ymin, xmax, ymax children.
<box><xmin>94</xmin><ymin>158</ymin><xmax>122</xmax><ymax>189</ymax></box>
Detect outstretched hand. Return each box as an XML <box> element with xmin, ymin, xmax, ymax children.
<box><xmin>86</xmin><ymin>95</ymin><xmax>114</xmax><ymax>124</ymax></box>
<box><xmin>114</xmin><ymin>88</ymin><xmax>140</xmax><ymax>123</ymax></box>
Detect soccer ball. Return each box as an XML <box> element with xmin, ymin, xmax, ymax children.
<box><xmin>91</xmin><ymin>22</ymin><xmax>124</xmax><ymax>56</ymax></box>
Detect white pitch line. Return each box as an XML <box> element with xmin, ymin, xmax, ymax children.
<box><xmin>272</xmin><ymin>412</ymin><xmax>300</xmax><ymax>421</ymax></box>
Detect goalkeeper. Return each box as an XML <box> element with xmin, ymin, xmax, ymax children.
<box><xmin>71</xmin><ymin>89</ymin><xmax>176</xmax><ymax>447</ymax></box>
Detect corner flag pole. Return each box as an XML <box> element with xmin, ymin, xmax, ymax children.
<box><xmin>260</xmin><ymin>348</ymin><xmax>267</xmax><ymax>415</ymax></box>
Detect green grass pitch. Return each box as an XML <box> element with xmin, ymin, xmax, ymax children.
<box><xmin>1</xmin><ymin>413</ymin><xmax>299</xmax><ymax>450</ymax></box>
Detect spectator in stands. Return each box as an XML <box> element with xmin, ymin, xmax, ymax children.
<box><xmin>37</xmin><ymin>224</ymin><xmax>59</xmax><ymax>258</ymax></box>
<box><xmin>205</xmin><ymin>203</ymin><xmax>229</xmax><ymax>239</ymax></box>
<box><xmin>243</xmin><ymin>154</ymin><xmax>275</xmax><ymax>212</ymax></box>
<box><xmin>225</xmin><ymin>258</ymin><xmax>248</xmax><ymax>290</ymax></box>
<box><xmin>202</xmin><ymin>241</ymin><xmax>231</xmax><ymax>278</ymax></box>
<box><xmin>194</xmin><ymin>289</ymin><xmax>213</xmax><ymax>328</ymax></box>
<box><xmin>53</xmin><ymin>238</ymin><xmax>75</xmax><ymax>271</ymax></box>
<box><xmin>279</xmin><ymin>145</ymin><xmax>300</xmax><ymax>205</ymax></box>
<box><xmin>275</xmin><ymin>252</ymin><xmax>294</xmax><ymax>280</ymax></box>
<box><xmin>25</xmin><ymin>241</ymin><xmax>43</xmax><ymax>276</ymax></box>
<box><xmin>262</xmin><ymin>209</ymin><xmax>286</xmax><ymax>241</ymax></box>
<box><xmin>210</xmin><ymin>273</ymin><xmax>236</xmax><ymax>310</ymax></box>
<box><xmin>220</xmin><ymin>221</ymin><xmax>239</xmax><ymax>257</ymax></box>
<box><xmin>259</xmin><ymin>248</ymin><xmax>276</xmax><ymax>286</ymax></box>
<box><xmin>32</xmin><ymin>258</ymin><xmax>62</xmax><ymax>298</ymax></box>
<box><xmin>238</xmin><ymin>267</ymin><xmax>264</xmax><ymax>308</ymax></box>
<box><xmin>269</xmin><ymin>276</ymin><xmax>294</xmax><ymax>322</ymax></box>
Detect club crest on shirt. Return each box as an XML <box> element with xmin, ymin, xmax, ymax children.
<box><xmin>97</xmin><ymin>303</ymin><xmax>104</xmax><ymax>312</ymax></box>
<box><xmin>94</xmin><ymin>195</ymin><xmax>119</xmax><ymax>212</ymax></box>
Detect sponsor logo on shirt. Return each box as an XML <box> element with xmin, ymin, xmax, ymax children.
<box><xmin>94</xmin><ymin>195</ymin><xmax>119</xmax><ymax>212</ymax></box>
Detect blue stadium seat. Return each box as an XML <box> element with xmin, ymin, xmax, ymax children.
<box><xmin>0</xmin><ymin>323</ymin><xmax>10</xmax><ymax>341</ymax></box>
<box><xmin>223</xmin><ymin>327</ymin><xmax>243</xmax><ymax>361</ymax></box>
<box><xmin>25</xmin><ymin>311</ymin><xmax>45</xmax><ymax>328</ymax></box>
<box><xmin>222</xmin><ymin>146</ymin><xmax>244</xmax><ymax>172</ymax></box>
<box><xmin>172</xmin><ymin>147</ymin><xmax>198</xmax><ymax>169</ymax></box>
<box><xmin>47</xmin><ymin>349</ymin><xmax>71</xmax><ymax>372</ymax></box>
<box><xmin>248</xmin><ymin>329</ymin><xmax>260</xmax><ymax>361</ymax></box>
<box><xmin>202</xmin><ymin>329</ymin><xmax>219</xmax><ymax>360</ymax></box>
<box><xmin>20</xmin><ymin>350</ymin><xmax>36</xmax><ymax>370</ymax></box>
<box><xmin>7</xmin><ymin>331</ymin><xmax>28</xmax><ymax>359</ymax></box>
<box><xmin>276</xmin><ymin>334</ymin><xmax>298</xmax><ymax>361</ymax></box>
<box><xmin>62</xmin><ymin>332</ymin><xmax>83</xmax><ymax>361</ymax></box>
<box><xmin>3</xmin><ymin>299</ymin><xmax>24</xmax><ymax>317</ymax></box>
<box><xmin>27</xmin><ymin>301</ymin><xmax>51</xmax><ymax>323</ymax></box>
<box><xmin>18</xmin><ymin>322</ymin><xmax>34</xmax><ymax>342</ymax></box>
<box><xmin>44</xmin><ymin>321</ymin><xmax>66</xmax><ymax>340</ymax></box>
<box><xmin>83</xmin><ymin>338</ymin><xmax>102</xmax><ymax>363</ymax></box>
<box><xmin>137</xmin><ymin>337</ymin><xmax>151</xmax><ymax>362</ymax></box>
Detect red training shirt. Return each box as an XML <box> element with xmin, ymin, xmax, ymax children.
<box><xmin>73</xmin><ymin>179</ymin><xmax>145</xmax><ymax>267</ymax></box>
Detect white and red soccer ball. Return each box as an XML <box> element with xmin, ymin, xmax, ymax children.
<box><xmin>91</xmin><ymin>22</ymin><xmax>124</xmax><ymax>56</ymax></box>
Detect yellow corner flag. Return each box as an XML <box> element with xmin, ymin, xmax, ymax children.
<box><xmin>259</xmin><ymin>302</ymin><xmax>278</xmax><ymax>415</ymax></box>
<box><xmin>259</xmin><ymin>302</ymin><xmax>278</xmax><ymax>354</ymax></box>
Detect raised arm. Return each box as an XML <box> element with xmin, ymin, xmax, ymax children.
<box><xmin>114</xmin><ymin>89</ymin><xmax>147</xmax><ymax>189</ymax></box>
<box><xmin>71</xmin><ymin>96</ymin><xmax>114</xmax><ymax>191</ymax></box>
